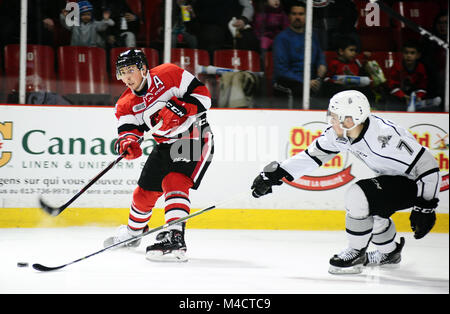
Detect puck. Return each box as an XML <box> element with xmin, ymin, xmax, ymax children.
<box><xmin>17</xmin><ymin>262</ymin><xmax>29</xmax><ymax>268</ymax></box>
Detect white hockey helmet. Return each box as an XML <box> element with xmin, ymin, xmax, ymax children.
<box><xmin>327</xmin><ymin>90</ymin><xmax>371</xmax><ymax>131</ymax></box>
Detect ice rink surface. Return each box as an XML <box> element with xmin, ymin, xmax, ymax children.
<box><xmin>0</xmin><ymin>227</ymin><xmax>448</xmax><ymax>294</ymax></box>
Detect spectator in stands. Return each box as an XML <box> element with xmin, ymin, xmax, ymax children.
<box><xmin>272</xmin><ymin>2</ymin><xmax>327</xmax><ymax>107</ymax></box>
<box><xmin>422</xmin><ymin>11</ymin><xmax>448</xmax><ymax>110</ymax></box>
<box><xmin>150</xmin><ymin>0</ymin><xmax>198</xmax><ymax>53</ymax></box>
<box><xmin>281</xmin><ymin>0</ymin><xmax>359</xmax><ymax>51</ymax></box>
<box><xmin>170</xmin><ymin>0</ymin><xmax>198</xmax><ymax>49</ymax></box>
<box><xmin>60</xmin><ymin>1</ymin><xmax>115</xmax><ymax>48</ymax></box>
<box><xmin>322</xmin><ymin>35</ymin><xmax>374</xmax><ymax>101</ymax></box>
<box><xmin>90</xmin><ymin>0</ymin><xmax>140</xmax><ymax>48</ymax></box>
<box><xmin>254</xmin><ymin>0</ymin><xmax>289</xmax><ymax>52</ymax></box>
<box><xmin>0</xmin><ymin>0</ymin><xmax>60</xmax><ymax>49</ymax></box>
<box><xmin>387</xmin><ymin>41</ymin><xmax>428</xmax><ymax>110</ymax></box>
<box><xmin>191</xmin><ymin>0</ymin><xmax>257</xmax><ymax>57</ymax></box>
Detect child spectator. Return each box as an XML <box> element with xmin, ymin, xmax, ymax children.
<box><xmin>323</xmin><ymin>36</ymin><xmax>374</xmax><ymax>100</ymax></box>
<box><xmin>388</xmin><ymin>41</ymin><xmax>428</xmax><ymax>110</ymax></box>
<box><xmin>254</xmin><ymin>0</ymin><xmax>289</xmax><ymax>52</ymax></box>
<box><xmin>60</xmin><ymin>1</ymin><xmax>115</xmax><ymax>48</ymax></box>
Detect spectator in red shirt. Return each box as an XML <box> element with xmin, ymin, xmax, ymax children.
<box><xmin>323</xmin><ymin>36</ymin><xmax>373</xmax><ymax>100</ymax></box>
<box><xmin>388</xmin><ymin>41</ymin><xmax>428</xmax><ymax>109</ymax></box>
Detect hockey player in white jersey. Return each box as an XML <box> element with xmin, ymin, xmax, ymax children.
<box><xmin>251</xmin><ymin>90</ymin><xmax>441</xmax><ymax>274</ymax></box>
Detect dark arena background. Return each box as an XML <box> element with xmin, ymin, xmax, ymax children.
<box><xmin>0</xmin><ymin>0</ymin><xmax>448</xmax><ymax>296</ymax></box>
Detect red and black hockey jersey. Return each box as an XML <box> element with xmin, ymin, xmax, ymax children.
<box><xmin>388</xmin><ymin>61</ymin><xmax>428</xmax><ymax>99</ymax></box>
<box><xmin>114</xmin><ymin>63</ymin><xmax>211</xmax><ymax>144</ymax></box>
<box><xmin>325</xmin><ymin>58</ymin><xmax>362</xmax><ymax>83</ymax></box>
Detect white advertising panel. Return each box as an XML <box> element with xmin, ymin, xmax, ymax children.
<box><xmin>0</xmin><ymin>105</ymin><xmax>448</xmax><ymax>213</ymax></box>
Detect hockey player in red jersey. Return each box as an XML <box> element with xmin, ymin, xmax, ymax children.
<box><xmin>104</xmin><ymin>49</ymin><xmax>214</xmax><ymax>262</ymax></box>
<box><xmin>251</xmin><ymin>90</ymin><xmax>440</xmax><ymax>274</ymax></box>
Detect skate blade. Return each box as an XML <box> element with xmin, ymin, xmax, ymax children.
<box><xmin>365</xmin><ymin>262</ymin><xmax>401</xmax><ymax>269</ymax></box>
<box><xmin>146</xmin><ymin>250</ymin><xmax>188</xmax><ymax>262</ymax></box>
<box><xmin>328</xmin><ymin>264</ymin><xmax>363</xmax><ymax>275</ymax></box>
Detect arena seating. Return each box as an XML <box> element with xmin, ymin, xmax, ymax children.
<box><xmin>57</xmin><ymin>46</ymin><xmax>110</xmax><ymax>105</ymax></box>
<box><xmin>213</xmin><ymin>49</ymin><xmax>261</xmax><ymax>72</ymax></box>
<box><xmin>171</xmin><ymin>48</ymin><xmax>210</xmax><ymax>75</ymax></box>
<box><xmin>4</xmin><ymin>44</ymin><xmax>56</xmax><ymax>94</ymax></box>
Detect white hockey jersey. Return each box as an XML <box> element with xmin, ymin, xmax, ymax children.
<box><xmin>281</xmin><ymin>115</ymin><xmax>441</xmax><ymax>200</ymax></box>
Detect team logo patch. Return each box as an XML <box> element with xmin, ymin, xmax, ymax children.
<box><xmin>378</xmin><ymin>135</ymin><xmax>392</xmax><ymax>148</ymax></box>
<box><xmin>132</xmin><ymin>102</ymin><xmax>146</xmax><ymax>112</ymax></box>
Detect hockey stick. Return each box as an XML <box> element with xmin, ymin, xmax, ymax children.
<box><xmin>38</xmin><ymin>120</ymin><xmax>163</xmax><ymax>217</ymax></box>
<box><xmin>374</xmin><ymin>0</ymin><xmax>448</xmax><ymax>49</ymax></box>
<box><xmin>32</xmin><ymin>192</ymin><xmax>247</xmax><ymax>272</ymax></box>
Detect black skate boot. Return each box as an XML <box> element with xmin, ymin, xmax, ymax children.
<box><xmin>145</xmin><ymin>226</ymin><xmax>187</xmax><ymax>262</ymax></box>
<box><xmin>329</xmin><ymin>247</ymin><xmax>368</xmax><ymax>274</ymax></box>
<box><xmin>364</xmin><ymin>237</ymin><xmax>405</xmax><ymax>266</ymax></box>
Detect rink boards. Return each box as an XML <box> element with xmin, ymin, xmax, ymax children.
<box><xmin>0</xmin><ymin>105</ymin><xmax>448</xmax><ymax>232</ymax></box>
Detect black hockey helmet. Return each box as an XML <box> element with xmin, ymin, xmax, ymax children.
<box><xmin>116</xmin><ymin>49</ymin><xmax>149</xmax><ymax>79</ymax></box>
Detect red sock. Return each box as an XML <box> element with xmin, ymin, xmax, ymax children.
<box><xmin>128</xmin><ymin>186</ymin><xmax>162</xmax><ymax>233</ymax></box>
<box><xmin>162</xmin><ymin>172</ymin><xmax>193</xmax><ymax>230</ymax></box>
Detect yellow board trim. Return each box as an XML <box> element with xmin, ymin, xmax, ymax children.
<box><xmin>0</xmin><ymin>208</ymin><xmax>448</xmax><ymax>233</ymax></box>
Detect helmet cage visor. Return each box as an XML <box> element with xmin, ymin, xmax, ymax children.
<box><xmin>326</xmin><ymin>108</ymin><xmax>360</xmax><ymax>132</ymax></box>
<box><xmin>115</xmin><ymin>50</ymin><xmax>149</xmax><ymax>80</ymax></box>
<box><xmin>327</xmin><ymin>91</ymin><xmax>370</xmax><ymax>132</ymax></box>
<box><xmin>116</xmin><ymin>58</ymin><xmax>145</xmax><ymax>80</ymax></box>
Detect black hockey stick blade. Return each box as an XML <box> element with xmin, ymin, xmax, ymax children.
<box><xmin>32</xmin><ymin>263</ymin><xmax>66</xmax><ymax>272</ymax></box>
<box><xmin>37</xmin><ymin>120</ymin><xmax>163</xmax><ymax>217</ymax></box>
<box><xmin>31</xmin><ymin>191</ymin><xmax>246</xmax><ymax>272</ymax></box>
<box><xmin>32</xmin><ymin>205</ymin><xmax>218</xmax><ymax>272</ymax></box>
<box><xmin>37</xmin><ymin>153</ymin><xmax>125</xmax><ymax>217</ymax></box>
<box><xmin>39</xmin><ymin>196</ymin><xmax>68</xmax><ymax>217</ymax></box>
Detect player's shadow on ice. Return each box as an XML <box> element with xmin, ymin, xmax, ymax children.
<box><xmin>125</xmin><ymin>249</ymin><xmax>264</xmax><ymax>268</ymax></box>
<box><xmin>185</xmin><ymin>257</ymin><xmax>266</xmax><ymax>268</ymax></box>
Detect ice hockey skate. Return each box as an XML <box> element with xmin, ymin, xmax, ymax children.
<box><xmin>146</xmin><ymin>229</ymin><xmax>187</xmax><ymax>262</ymax></box>
<box><xmin>329</xmin><ymin>247</ymin><xmax>367</xmax><ymax>274</ymax></box>
<box><xmin>103</xmin><ymin>225</ymin><xmax>148</xmax><ymax>248</ymax></box>
<box><xmin>365</xmin><ymin>237</ymin><xmax>405</xmax><ymax>267</ymax></box>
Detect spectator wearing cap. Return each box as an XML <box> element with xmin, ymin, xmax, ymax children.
<box><xmin>60</xmin><ymin>0</ymin><xmax>115</xmax><ymax>47</ymax></box>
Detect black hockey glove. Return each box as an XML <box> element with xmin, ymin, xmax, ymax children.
<box><xmin>251</xmin><ymin>161</ymin><xmax>293</xmax><ymax>198</ymax></box>
<box><xmin>409</xmin><ymin>197</ymin><xmax>439</xmax><ymax>239</ymax></box>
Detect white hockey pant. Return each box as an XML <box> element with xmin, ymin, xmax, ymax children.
<box><xmin>344</xmin><ymin>184</ymin><xmax>397</xmax><ymax>253</ymax></box>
